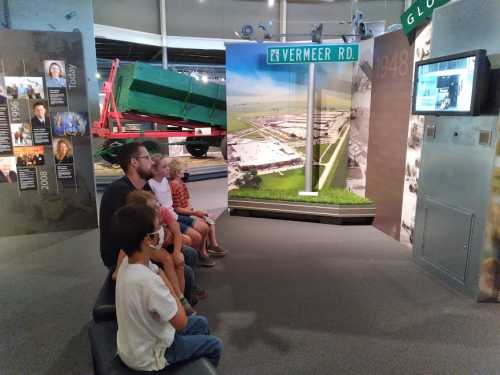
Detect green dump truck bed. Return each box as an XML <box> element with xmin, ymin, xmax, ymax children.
<box><xmin>114</xmin><ymin>62</ymin><xmax>227</xmax><ymax>128</ymax></box>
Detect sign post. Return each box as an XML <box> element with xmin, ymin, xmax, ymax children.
<box><xmin>304</xmin><ymin>62</ymin><xmax>316</xmax><ymax>194</ymax></box>
<box><xmin>267</xmin><ymin>43</ymin><xmax>358</xmax><ymax>195</ymax></box>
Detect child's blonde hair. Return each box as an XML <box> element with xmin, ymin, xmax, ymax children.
<box><xmin>151</xmin><ymin>154</ymin><xmax>169</xmax><ymax>171</ymax></box>
<box><xmin>168</xmin><ymin>159</ymin><xmax>184</xmax><ymax>180</ymax></box>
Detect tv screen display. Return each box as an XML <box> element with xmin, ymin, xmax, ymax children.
<box><xmin>412</xmin><ymin>50</ymin><xmax>489</xmax><ymax>116</ymax></box>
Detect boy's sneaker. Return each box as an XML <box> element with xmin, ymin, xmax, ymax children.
<box><xmin>199</xmin><ymin>255</ymin><xmax>216</xmax><ymax>267</ymax></box>
<box><xmin>180</xmin><ymin>296</ymin><xmax>197</xmax><ymax>316</ymax></box>
<box><xmin>207</xmin><ymin>245</ymin><xmax>227</xmax><ymax>257</ymax></box>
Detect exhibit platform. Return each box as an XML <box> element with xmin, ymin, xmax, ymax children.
<box><xmin>228</xmin><ymin>198</ymin><xmax>375</xmax><ymax>225</ymax></box>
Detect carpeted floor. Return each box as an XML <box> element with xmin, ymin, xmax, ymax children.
<box><xmin>201</xmin><ymin>213</ymin><xmax>500</xmax><ymax>375</ymax></box>
<box><xmin>1</xmin><ymin>177</ymin><xmax>500</xmax><ymax>374</ymax></box>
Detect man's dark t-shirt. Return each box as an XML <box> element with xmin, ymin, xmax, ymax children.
<box><xmin>99</xmin><ymin>176</ymin><xmax>151</xmax><ymax>269</ymax></box>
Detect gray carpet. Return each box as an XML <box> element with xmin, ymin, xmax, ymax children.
<box><xmin>0</xmin><ymin>229</ymin><xmax>104</xmax><ymax>375</ymax></box>
<box><xmin>202</xmin><ymin>213</ymin><xmax>500</xmax><ymax>375</ymax></box>
<box><xmin>1</xmin><ymin>177</ymin><xmax>500</xmax><ymax>374</ymax></box>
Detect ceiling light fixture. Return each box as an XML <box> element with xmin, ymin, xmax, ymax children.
<box><xmin>268</xmin><ymin>0</ymin><xmax>275</xmax><ymax>7</ymax></box>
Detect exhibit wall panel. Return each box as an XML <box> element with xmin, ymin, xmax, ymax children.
<box><xmin>399</xmin><ymin>24</ymin><xmax>432</xmax><ymax>248</ymax></box>
<box><xmin>420</xmin><ymin>0</ymin><xmax>500</xmax><ymax>300</ymax></box>
<box><xmin>365</xmin><ymin>30</ymin><xmax>414</xmax><ymax>240</ymax></box>
<box><xmin>0</xmin><ymin>30</ymin><xmax>98</xmax><ymax>236</ymax></box>
<box><xmin>347</xmin><ymin>39</ymin><xmax>374</xmax><ymax>197</ymax></box>
<box><xmin>226</xmin><ymin>43</ymin><xmax>353</xmax><ymax>194</ymax></box>
<box><xmin>8</xmin><ymin>0</ymin><xmax>99</xmax><ymax>122</ymax></box>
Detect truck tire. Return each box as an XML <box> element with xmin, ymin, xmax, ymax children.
<box><xmin>100</xmin><ymin>139</ymin><xmax>161</xmax><ymax>165</ymax></box>
<box><xmin>142</xmin><ymin>140</ymin><xmax>161</xmax><ymax>155</ymax></box>
<box><xmin>221</xmin><ymin>136</ymin><xmax>227</xmax><ymax>160</ymax></box>
<box><xmin>186</xmin><ymin>136</ymin><xmax>210</xmax><ymax>158</ymax></box>
<box><xmin>100</xmin><ymin>140</ymin><xmax>125</xmax><ymax>165</ymax></box>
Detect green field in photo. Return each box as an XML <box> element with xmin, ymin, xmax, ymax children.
<box><xmin>228</xmin><ymin>114</ymin><xmax>251</xmax><ymax>132</ymax></box>
<box><xmin>259</xmin><ymin>168</ymin><xmax>306</xmax><ymax>190</ymax></box>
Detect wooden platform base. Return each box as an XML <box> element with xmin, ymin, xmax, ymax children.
<box><xmin>228</xmin><ymin>198</ymin><xmax>375</xmax><ymax>225</ymax></box>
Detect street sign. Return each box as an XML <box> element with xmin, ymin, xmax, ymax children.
<box><xmin>267</xmin><ymin>44</ymin><xmax>359</xmax><ymax>65</ymax></box>
<box><xmin>401</xmin><ymin>0</ymin><xmax>450</xmax><ymax>36</ymax></box>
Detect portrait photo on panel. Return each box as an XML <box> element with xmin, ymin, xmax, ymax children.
<box><xmin>0</xmin><ymin>156</ymin><xmax>17</xmax><ymax>183</ymax></box>
<box><xmin>53</xmin><ymin>137</ymin><xmax>74</xmax><ymax>165</ymax></box>
<box><xmin>44</xmin><ymin>60</ymin><xmax>67</xmax><ymax>88</ymax></box>
<box><xmin>30</xmin><ymin>101</ymin><xmax>50</xmax><ymax>129</ymax></box>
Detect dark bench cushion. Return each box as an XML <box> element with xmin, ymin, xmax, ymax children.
<box><xmin>93</xmin><ymin>272</ymin><xmax>117</xmax><ymax>323</ymax></box>
<box><xmin>88</xmin><ymin>320</ymin><xmax>218</xmax><ymax>375</ymax></box>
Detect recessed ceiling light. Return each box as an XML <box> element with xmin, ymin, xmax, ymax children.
<box><xmin>268</xmin><ymin>0</ymin><xmax>275</xmax><ymax>7</ymax></box>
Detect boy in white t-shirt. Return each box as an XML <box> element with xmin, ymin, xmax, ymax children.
<box><xmin>113</xmin><ymin>204</ymin><xmax>222</xmax><ymax>371</ymax></box>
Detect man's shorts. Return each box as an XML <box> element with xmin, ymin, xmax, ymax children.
<box><xmin>177</xmin><ymin>214</ymin><xmax>195</xmax><ymax>233</ymax></box>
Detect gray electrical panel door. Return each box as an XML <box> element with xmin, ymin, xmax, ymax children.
<box><xmin>420</xmin><ymin>198</ymin><xmax>473</xmax><ymax>284</ymax></box>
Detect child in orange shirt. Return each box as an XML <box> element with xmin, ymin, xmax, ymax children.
<box><xmin>168</xmin><ymin>159</ymin><xmax>227</xmax><ymax>259</ymax></box>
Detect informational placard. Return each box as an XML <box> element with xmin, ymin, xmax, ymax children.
<box><xmin>17</xmin><ymin>166</ymin><xmax>37</xmax><ymax>191</ymax></box>
<box><xmin>0</xmin><ymin>105</ymin><xmax>13</xmax><ymax>154</ymax></box>
<box><xmin>0</xmin><ymin>30</ymin><xmax>97</xmax><ymax>236</ymax></box>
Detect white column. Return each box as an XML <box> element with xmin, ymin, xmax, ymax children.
<box><xmin>160</xmin><ymin>0</ymin><xmax>168</xmax><ymax>69</ymax></box>
<box><xmin>280</xmin><ymin>0</ymin><xmax>287</xmax><ymax>42</ymax></box>
<box><xmin>301</xmin><ymin>62</ymin><xmax>317</xmax><ymax>195</ymax></box>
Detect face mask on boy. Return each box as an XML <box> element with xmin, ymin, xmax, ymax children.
<box><xmin>148</xmin><ymin>226</ymin><xmax>165</xmax><ymax>250</ymax></box>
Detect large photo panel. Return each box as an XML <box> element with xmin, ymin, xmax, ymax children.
<box><xmin>0</xmin><ymin>30</ymin><xmax>97</xmax><ymax>236</ymax></box>
<box><xmin>226</xmin><ymin>43</ymin><xmax>355</xmax><ymax>199</ymax></box>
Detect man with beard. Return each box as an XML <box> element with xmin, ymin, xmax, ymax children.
<box><xmin>100</xmin><ymin>142</ymin><xmax>155</xmax><ymax>269</ymax></box>
<box><xmin>99</xmin><ymin>142</ymin><xmax>203</xmax><ymax>304</ymax></box>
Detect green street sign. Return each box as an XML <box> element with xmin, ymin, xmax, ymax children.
<box><xmin>267</xmin><ymin>44</ymin><xmax>359</xmax><ymax>65</ymax></box>
<box><xmin>401</xmin><ymin>0</ymin><xmax>451</xmax><ymax>36</ymax></box>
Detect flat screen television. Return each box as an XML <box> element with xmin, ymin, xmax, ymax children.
<box><xmin>412</xmin><ymin>49</ymin><xmax>490</xmax><ymax>116</ymax></box>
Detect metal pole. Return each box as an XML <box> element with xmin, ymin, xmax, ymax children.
<box><xmin>280</xmin><ymin>0</ymin><xmax>287</xmax><ymax>42</ymax></box>
<box><xmin>303</xmin><ymin>62</ymin><xmax>316</xmax><ymax>194</ymax></box>
<box><xmin>159</xmin><ymin>0</ymin><xmax>170</xmax><ymax>155</ymax></box>
<box><xmin>160</xmin><ymin>0</ymin><xmax>168</xmax><ymax>69</ymax></box>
